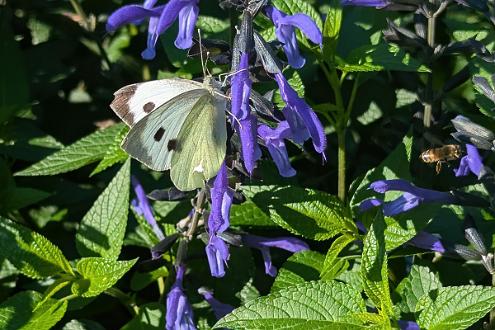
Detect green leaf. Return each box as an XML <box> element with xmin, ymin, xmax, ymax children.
<box><xmin>396</xmin><ymin>265</ymin><xmax>442</xmax><ymax>314</ymax></box>
<box><xmin>214</xmin><ymin>281</ymin><xmax>366</xmax><ymax>329</ymax></box>
<box><xmin>271</xmin><ymin>250</ymin><xmax>324</xmax><ymax>292</ymax></box>
<box><xmin>71</xmin><ymin>257</ymin><xmax>137</xmax><ymax>297</ymax></box>
<box><xmin>15</xmin><ymin>123</ymin><xmax>125</xmax><ymax>176</ymax></box>
<box><xmin>418</xmin><ymin>286</ymin><xmax>495</xmax><ymax>330</ymax></box>
<box><xmin>321</xmin><ymin>234</ymin><xmax>355</xmax><ymax>281</ymax></box>
<box><xmin>322</xmin><ymin>0</ymin><xmax>342</xmax><ymax>62</ymax></box>
<box><xmin>338</xmin><ymin>43</ymin><xmax>430</xmax><ymax>73</ymax></box>
<box><xmin>62</xmin><ymin>319</ymin><xmax>106</xmax><ymax>330</ymax></box>
<box><xmin>1</xmin><ymin>187</ymin><xmax>51</xmax><ymax>212</ymax></box>
<box><xmin>90</xmin><ymin>125</ymin><xmax>129</xmax><ymax>176</ymax></box>
<box><xmin>121</xmin><ymin>303</ymin><xmax>165</xmax><ymax>330</ymax></box>
<box><xmin>0</xmin><ymin>8</ymin><xmax>30</xmax><ymax>124</ymax></box>
<box><xmin>244</xmin><ymin>185</ymin><xmax>356</xmax><ymax>240</ymax></box>
<box><xmin>196</xmin><ymin>16</ymin><xmax>229</xmax><ymax>34</ymax></box>
<box><xmin>0</xmin><ymin>291</ymin><xmax>67</xmax><ymax>330</ymax></box>
<box><xmin>230</xmin><ymin>200</ymin><xmax>277</xmax><ymax>228</ymax></box>
<box><xmin>361</xmin><ymin>213</ymin><xmax>392</xmax><ymax>316</ymax></box>
<box><xmin>76</xmin><ymin>159</ymin><xmax>131</xmax><ymax>259</ymax></box>
<box><xmin>0</xmin><ymin>217</ymin><xmax>73</xmax><ymax>279</ymax></box>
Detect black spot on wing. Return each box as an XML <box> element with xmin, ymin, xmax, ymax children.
<box><xmin>143</xmin><ymin>102</ymin><xmax>155</xmax><ymax>113</ymax></box>
<box><xmin>167</xmin><ymin>139</ymin><xmax>178</xmax><ymax>151</ymax></box>
<box><xmin>154</xmin><ymin>127</ymin><xmax>165</xmax><ymax>142</ymax></box>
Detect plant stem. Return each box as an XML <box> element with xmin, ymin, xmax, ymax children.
<box><xmin>423</xmin><ymin>6</ymin><xmax>436</xmax><ymax>128</ymax></box>
<box><xmin>186</xmin><ymin>189</ymin><xmax>206</xmax><ymax>238</ymax></box>
<box><xmin>337</xmin><ymin>130</ymin><xmax>346</xmax><ymax>201</ymax></box>
<box><xmin>105</xmin><ymin>287</ymin><xmax>139</xmax><ymax>316</ymax></box>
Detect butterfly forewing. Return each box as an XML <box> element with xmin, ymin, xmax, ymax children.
<box><xmin>122</xmin><ymin>89</ymin><xmax>210</xmax><ymax>172</ymax></box>
<box><xmin>111</xmin><ymin>78</ymin><xmax>203</xmax><ymax>126</ymax></box>
<box><xmin>170</xmin><ymin>93</ymin><xmax>227</xmax><ymax>191</ymax></box>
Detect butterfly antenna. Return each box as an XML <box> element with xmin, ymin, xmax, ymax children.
<box><xmin>221</xmin><ymin>68</ymin><xmax>249</xmax><ymax>87</ymax></box>
<box><xmin>198</xmin><ymin>29</ymin><xmax>207</xmax><ymax>78</ymax></box>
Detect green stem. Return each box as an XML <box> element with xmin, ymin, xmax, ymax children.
<box><xmin>337</xmin><ymin>130</ymin><xmax>346</xmax><ymax>201</ymax></box>
<box><xmin>105</xmin><ymin>287</ymin><xmax>139</xmax><ymax>316</ymax></box>
<box><xmin>423</xmin><ymin>8</ymin><xmax>436</xmax><ymax>128</ymax></box>
<box><xmin>186</xmin><ymin>189</ymin><xmax>206</xmax><ymax>238</ymax></box>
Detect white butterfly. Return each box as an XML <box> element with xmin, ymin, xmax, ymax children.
<box><xmin>110</xmin><ymin>77</ymin><xmax>227</xmax><ymax>191</ymax></box>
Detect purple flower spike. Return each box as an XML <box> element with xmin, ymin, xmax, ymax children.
<box><xmin>408</xmin><ymin>231</ymin><xmax>445</xmax><ymax>253</ymax></box>
<box><xmin>242</xmin><ymin>234</ymin><xmax>309</xmax><ymax>277</ymax></box>
<box><xmin>265</xmin><ymin>6</ymin><xmax>322</xmax><ymax>68</ymax></box>
<box><xmin>131</xmin><ymin>176</ymin><xmax>165</xmax><ymax>240</ymax></box>
<box><xmin>455</xmin><ymin>144</ymin><xmax>484</xmax><ymax>178</ymax></box>
<box><xmin>274</xmin><ymin>72</ymin><xmax>326</xmax><ymax>155</ymax></box>
<box><xmin>198</xmin><ymin>288</ymin><xmax>234</xmax><ymax>320</ymax></box>
<box><xmin>106</xmin><ymin>0</ymin><xmax>199</xmax><ymax>60</ymax></box>
<box><xmin>166</xmin><ymin>264</ymin><xmax>196</xmax><ymax>330</ymax></box>
<box><xmin>398</xmin><ymin>320</ymin><xmax>420</xmax><ymax>330</ymax></box>
<box><xmin>205</xmin><ymin>163</ymin><xmax>233</xmax><ymax>277</ymax></box>
<box><xmin>258</xmin><ymin>121</ymin><xmax>297</xmax><ymax>177</ymax></box>
<box><xmin>231</xmin><ymin>53</ymin><xmax>261</xmax><ymax>174</ymax></box>
<box><xmin>363</xmin><ymin>179</ymin><xmax>456</xmax><ymax>216</ymax></box>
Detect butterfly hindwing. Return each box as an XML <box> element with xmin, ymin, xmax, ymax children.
<box><xmin>110</xmin><ymin>78</ymin><xmax>203</xmax><ymax>126</ymax></box>
<box><xmin>170</xmin><ymin>93</ymin><xmax>227</xmax><ymax>191</ymax></box>
<box><xmin>121</xmin><ymin>89</ymin><xmax>210</xmax><ymax>172</ymax></box>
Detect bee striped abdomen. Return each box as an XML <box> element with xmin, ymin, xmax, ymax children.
<box><xmin>420</xmin><ymin>144</ymin><xmax>462</xmax><ymax>164</ymax></box>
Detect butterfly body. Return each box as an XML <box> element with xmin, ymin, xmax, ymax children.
<box><xmin>111</xmin><ymin>77</ymin><xmax>227</xmax><ymax>191</ymax></box>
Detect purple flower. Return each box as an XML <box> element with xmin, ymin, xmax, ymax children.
<box><xmin>242</xmin><ymin>234</ymin><xmax>309</xmax><ymax>277</ymax></box>
<box><xmin>274</xmin><ymin>72</ymin><xmax>326</xmax><ymax>155</ymax></box>
<box><xmin>131</xmin><ymin>176</ymin><xmax>165</xmax><ymax>240</ymax></box>
<box><xmin>106</xmin><ymin>0</ymin><xmax>199</xmax><ymax>60</ymax></box>
<box><xmin>205</xmin><ymin>163</ymin><xmax>233</xmax><ymax>277</ymax></box>
<box><xmin>166</xmin><ymin>264</ymin><xmax>196</xmax><ymax>330</ymax></box>
<box><xmin>258</xmin><ymin>121</ymin><xmax>297</xmax><ymax>177</ymax></box>
<box><xmin>231</xmin><ymin>53</ymin><xmax>261</xmax><ymax>174</ymax></box>
<box><xmin>455</xmin><ymin>144</ymin><xmax>484</xmax><ymax>178</ymax></box>
<box><xmin>398</xmin><ymin>320</ymin><xmax>420</xmax><ymax>330</ymax></box>
<box><xmin>407</xmin><ymin>231</ymin><xmax>445</xmax><ymax>253</ymax></box>
<box><xmin>198</xmin><ymin>288</ymin><xmax>234</xmax><ymax>320</ymax></box>
<box><xmin>360</xmin><ymin>179</ymin><xmax>456</xmax><ymax>216</ymax></box>
<box><xmin>265</xmin><ymin>6</ymin><xmax>322</xmax><ymax>68</ymax></box>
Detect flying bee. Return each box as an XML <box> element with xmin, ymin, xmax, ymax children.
<box><xmin>420</xmin><ymin>144</ymin><xmax>462</xmax><ymax>174</ymax></box>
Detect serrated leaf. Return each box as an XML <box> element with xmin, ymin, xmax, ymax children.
<box><xmin>396</xmin><ymin>265</ymin><xmax>442</xmax><ymax>314</ymax></box>
<box><xmin>121</xmin><ymin>303</ymin><xmax>165</xmax><ymax>330</ymax></box>
<box><xmin>244</xmin><ymin>185</ymin><xmax>356</xmax><ymax>240</ymax></box>
<box><xmin>339</xmin><ymin>44</ymin><xmax>430</xmax><ymax>73</ymax></box>
<box><xmin>215</xmin><ymin>281</ymin><xmax>366</xmax><ymax>329</ymax></box>
<box><xmin>76</xmin><ymin>159</ymin><xmax>130</xmax><ymax>259</ymax></box>
<box><xmin>361</xmin><ymin>213</ymin><xmax>392</xmax><ymax>316</ymax></box>
<box><xmin>15</xmin><ymin>123</ymin><xmax>125</xmax><ymax>176</ymax></box>
<box><xmin>230</xmin><ymin>200</ymin><xmax>277</xmax><ymax>227</ymax></box>
<box><xmin>196</xmin><ymin>16</ymin><xmax>229</xmax><ymax>34</ymax></box>
<box><xmin>1</xmin><ymin>187</ymin><xmax>51</xmax><ymax>212</ymax></box>
<box><xmin>0</xmin><ymin>291</ymin><xmax>67</xmax><ymax>330</ymax></box>
<box><xmin>321</xmin><ymin>234</ymin><xmax>355</xmax><ymax>281</ymax></box>
<box><xmin>90</xmin><ymin>125</ymin><xmax>129</xmax><ymax>176</ymax></box>
<box><xmin>71</xmin><ymin>257</ymin><xmax>137</xmax><ymax>297</ymax></box>
<box><xmin>0</xmin><ymin>217</ymin><xmax>73</xmax><ymax>279</ymax></box>
<box><xmin>271</xmin><ymin>250</ymin><xmax>324</xmax><ymax>292</ymax></box>
<box><xmin>62</xmin><ymin>319</ymin><xmax>106</xmax><ymax>330</ymax></box>
<box><xmin>418</xmin><ymin>286</ymin><xmax>495</xmax><ymax>330</ymax></box>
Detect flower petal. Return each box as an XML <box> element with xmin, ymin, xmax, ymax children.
<box><xmin>408</xmin><ymin>231</ymin><xmax>445</xmax><ymax>253</ymax></box>
<box><xmin>260</xmin><ymin>247</ymin><xmax>277</xmax><ymax>277</ymax></box>
<box><xmin>243</xmin><ymin>234</ymin><xmax>309</xmax><ymax>252</ymax></box>
<box><xmin>198</xmin><ymin>288</ymin><xmax>234</xmax><ymax>320</ymax></box>
<box><xmin>278</xmin><ymin>13</ymin><xmax>322</xmax><ymax>45</ymax></box>
<box><xmin>106</xmin><ymin>5</ymin><xmax>160</xmax><ymax>32</ymax></box>
<box><xmin>237</xmin><ymin>115</ymin><xmax>262</xmax><ymax>175</ymax></box>
<box><xmin>175</xmin><ymin>4</ymin><xmax>199</xmax><ymax>49</ymax></box>
<box><xmin>282</xmin><ymin>106</ymin><xmax>310</xmax><ymax>144</ymax></box>
<box><xmin>131</xmin><ymin>176</ymin><xmax>165</xmax><ymax>240</ymax></box>
<box><xmin>205</xmin><ymin>236</ymin><xmax>229</xmax><ymax>278</ymax></box>
<box><xmin>359</xmin><ymin>198</ymin><xmax>383</xmax><ymax>212</ymax></box>
<box><xmin>383</xmin><ymin>192</ymin><xmax>421</xmax><ymax>216</ymax></box>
